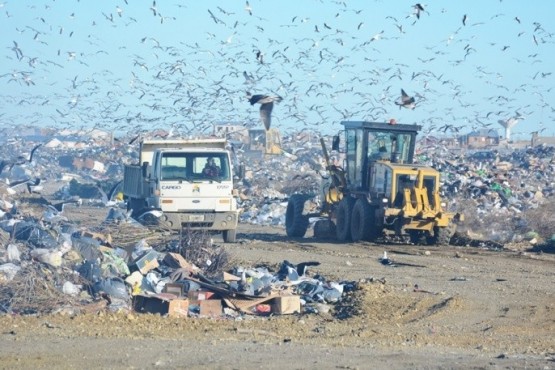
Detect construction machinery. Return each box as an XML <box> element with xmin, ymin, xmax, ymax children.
<box><xmin>285</xmin><ymin>121</ymin><xmax>463</xmax><ymax>245</ymax></box>
<box><xmin>248</xmin><ymin>128</ymin><xmax>282</xmax><ymax>155</ymax></box>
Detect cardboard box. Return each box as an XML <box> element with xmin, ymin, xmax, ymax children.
<box><xmin>271</xmin><ymin>295</ymin><xmax>301</xmax><ymax>315</ymax></box>
<box><xmin>199</xmin><ymin>299</ymin><xmax>223</xmax><ymax>317</ymax></box>
<box><xmin>163</xmin><ymin>252</ymin><xmax>195</xmax><ymax>270</ymax></box>
<box><xmin>188</xmin><ymin>289</ymin><xmax>215</xmax><ymax>304</ymax></box>
<box><xmin>133</xmin><ymin>250</ymin><xmax>159</xmax><ymax>274</ymax></box>
<box><xmin>217</xmin><ymin>271</ymin><xmax>241</xmax><ymax>282</ymax></box>
<box><xmin>163</xmin><ymin>282</ymin><xmax>185</xmax><ymax>297</ymax></box>
<box><xmin>133</xmin><ymin>293</ymin><xmax>189</xmax><ymax>317</ymax></box>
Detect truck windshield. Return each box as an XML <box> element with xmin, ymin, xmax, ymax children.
<box><xmin>160</xmin><ymin>152</ymin><xmax>231</xmax><ymax>181</ymax></box>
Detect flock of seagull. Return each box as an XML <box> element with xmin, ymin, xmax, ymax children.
<box><xmin>0</xmin><ymin>1</ymin><xmax>553</xmax><ymax>138</ymax></box>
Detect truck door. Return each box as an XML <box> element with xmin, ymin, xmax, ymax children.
<box><xmin>148</xmin><ymin>151</ymin><xmax>161</xmax><ymax>206</ymax></box>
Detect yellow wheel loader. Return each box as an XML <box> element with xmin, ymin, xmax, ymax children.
<box><xmin>285</xmin><ymin>121</ymin><xmax>463</xmax><ymax>245</ymax></box>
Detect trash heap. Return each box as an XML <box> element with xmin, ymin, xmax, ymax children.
<box><xmin>417</xmin><ymin>145</ymin><xmax>555</xmax><ymax>245</ymax></box>
<box><xmin>0</xmin><ymin>212</ymin><xmax>350</xmax><ymax>318</ymax></box>
<box><xmin>4</xmin><ymin>131</ymin><xmax>553</xmax><ymax>244</ymax></box>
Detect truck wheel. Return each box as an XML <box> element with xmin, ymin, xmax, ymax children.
<box><xmin>285</xmin><ymin>194</ymin><xmax>309</xmax><ymax>237</ymax></box>
<box><xmin>351</xmin><ymin>199</ymin><xmax>376</xmax><ymax>241</ymax></box>
<box><xmin>128</xmin><ymin>198</ymin><xmax>146</xmax><ymax>218</ymax></box>
<box><xmin>223</xmin><ymin>229</ymin><xmax>237</xmax><ymax>243</ymax></box>
<box><xmin>428</xmin><ymin>223</ymin><xmax>457</xmax><ymax>246</ymax></box>
<box><xmin>336</xmin><ymin>197</ymin><xmax>355</xmax><ymax>242</ymax></box>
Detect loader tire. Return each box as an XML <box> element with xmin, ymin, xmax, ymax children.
<box><xmin>313</xmin><ymin>219</ymin><xmax>336</xmax><ymax>239</ymax></box>
<box><xmin>223</xmin><ymin>229</ymin><xmax>237</xmax><ymax>243</ymax></box>
<box><xmin>428</xmin><ymin>223</ymin><xmax>457</xmax><ymax>246</ymax></box>
<box><xmin>409</xmin><ymin>230</ymin><xmax>426</xmax><ymax>245</ymax></box>
<box><xmin>285</xmin><ymin>194</ymin><xmax>309</xmax><ymax>237</ymax></box>
<box><xmin>351</xmin><ymin>199</ymin><xmax>377</xmax><ymax>242</ymax></box>
<box><xmin>336</xmin><ymin>197</ymin><xmax>356</xmax><ymax>242</ymax></box>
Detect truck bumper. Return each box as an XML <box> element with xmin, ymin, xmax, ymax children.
<box><xmin>161</xmin><ymin>211</ymin><xmax>238</xmax><ymax>231</ymax></box>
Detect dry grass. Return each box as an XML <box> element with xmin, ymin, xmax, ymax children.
<box><xmin>176</xmin><ymin>228</ymin><xmax>232</xmax><ymax>274</ymax></box>
<box><xmin>0</xmin><ymin>265</ymin><xmax>85</xmax><ymax>315</ymax></box>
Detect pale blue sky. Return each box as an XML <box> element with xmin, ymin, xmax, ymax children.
<box><xmin>1</xmin><ymin>0</ymin><xmax>553</xmax><ymax>140</ymax></box>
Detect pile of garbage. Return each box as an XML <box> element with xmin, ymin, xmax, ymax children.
<box><xmin>3</xmin><ymin>130</ymin><xmax>554</xmax><ymax>244</ymax></box>
<box><xmin>0</xmin><ymin>213</ymin><xmax>351</xmax><ymax>318</ymax></box>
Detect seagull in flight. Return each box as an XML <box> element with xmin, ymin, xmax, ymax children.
<box><xmin>412</xmin><ymin>3</ymin><xmax>426</xmax><ymax>19</ymax></box>
<box><xmin>0</xmin><ymin>143</ymin><xmax>41</xmax><ymax>175</ymax></box>
<box><xmin>395</xmin><ymin>89</ymin><xmax>416</xmax><ymax>110</ymax></box>
<box><xmin>247</xmin><ymin>92</ymin><xmax>283</xmax><ymax>130</ymax></box>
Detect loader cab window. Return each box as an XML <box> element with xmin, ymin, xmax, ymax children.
<box><xmin>392</xmin><ymin>133</ymin><xmax>411</xmax><ymax>163</ymax></box>
<box><xmin>345</xmin><ymin>129</ymin><xmax>357</xmax><ymax>187</ymax></box>
<box><xmin>345</xmin><ymin>129</ymin><xmax>365</xmax><ymax>189</ymax></box>
<box><xmin>367</xmin><ymin>132</ymin><xmax>412</xmax><ymax>164</ymax></box>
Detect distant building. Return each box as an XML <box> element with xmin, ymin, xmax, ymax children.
<box><xmin>213</xmin><ymin>124</ymin><xmax>248</xmax><ymax>140</ymax></box>
<box><xmin>463</xmin><ymin>129</ymin><xmax>500</xmax><ymax>148</ymax></box>
<box><xmin>531</xmin><ymin>133</ymin><xmax>555</xmax><ymax>147</ymax></box>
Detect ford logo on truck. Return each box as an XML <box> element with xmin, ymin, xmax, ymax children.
<box><xmin>161</xmin><ymin>185</ymin><xmax>182</xmax><ymax>190</ymax></box>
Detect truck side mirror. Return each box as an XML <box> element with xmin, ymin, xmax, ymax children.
<box><xmin>332</xmin><ymin>135</ymin><xmax>340</xmax><ymax>151</ymax></box>
<box><xmin>142</xmin><ymin>161</ymin><xmax>149</xmax><ymax>178</ymax></box>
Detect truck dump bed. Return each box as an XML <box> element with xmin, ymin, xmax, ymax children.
<box><xmin>139</xmin><ymin>139</ymin><xmax>227</xmax><ymax>165</ymax></box>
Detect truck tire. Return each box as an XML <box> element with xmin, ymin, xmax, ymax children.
<box><xmin>351</xmin><ymin>199</ymin><xmax>378</xmax><ymax>242</ymax></box>
<box><xmin>285</xmin><ymin>194</ymin><xmax>309</xmax><ymax>237</ymax></box>
<box><xmin>128</xmin><ymin>198</ymin><xmax>146</xmax><ymax>218</ymax></box>
<box><xmin>428</xmin><ymin>223</ymin><xmax>457</xmax><ymax>246</ymax></box>
<box><xmin>223</xmin><ymin>229</ymin><xmax>237</xmax><ymax>243</ymax></box>
<box><xmin>336</xmin><ymin>197</ymin><xmax>355</xmax><ymax>242</ymax></box>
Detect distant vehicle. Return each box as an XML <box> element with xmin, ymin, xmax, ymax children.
<box><xmin>122</xmin><ymin>139</ymin><xmax>239</xmax><ymax>242</ymax></box>
<box><xmin>468</xmin><ymin>151</ymin><xmax>496</xmax><ymax>162</ymax></box>
<box><xmin>248</xmin><ymin>128</ymin><xmax>281</xmax><ymax>155</ymax></box>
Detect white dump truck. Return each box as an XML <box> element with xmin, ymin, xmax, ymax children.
<box><xmin>123</xmin><ymin>138</ymin><xmax>239</xmax><ymax>242</ymax></box>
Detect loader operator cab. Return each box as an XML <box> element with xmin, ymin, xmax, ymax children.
<box><xmin>338</xmin><ymin>121</ymin><xmax>420</xmax><ymax>191</ymax></box>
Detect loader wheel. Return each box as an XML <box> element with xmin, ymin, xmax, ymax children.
<box><xmin>285</xmin><ymin>194</ymin><xmax>309</xmax><ymax>237</ymax></box>
<box><xmin>351</xmin><ymin>199</ymin><xmax>377</xmax><ymax>242</ymax></box>
<box><xmin>336</xmin><ymin>197</ymin><xmax>356</xmax><ymax>242</ymax></box>
<box><xmin>223</xmin><ymin>229</ymin><xmax>237</xmax><ymax>243</ymax></box>
<box><xmin>313</xmin><ymin>219</ymin><xmax>336</xmax><ymax>239</ymax></box>
<box><xmin>409</xmin><ymin>230</ymin><xmax>426</xmax><ymax>245</ymax></box>
<box><xmin>427</xmin><ymin>223</ymin><xmax>457</xmax><ymax>246</ymax></box>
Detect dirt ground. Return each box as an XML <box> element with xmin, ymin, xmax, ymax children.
<box><xmin>1</xmin><ymin>206</ymin><xmax>555</xmax><ymax>369</ymax></box>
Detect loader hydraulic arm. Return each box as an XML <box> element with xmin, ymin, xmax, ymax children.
<box><xmin>320</xmin><ymin>138</ymin><xmax>346</xmax><ymax>190</ymax></box>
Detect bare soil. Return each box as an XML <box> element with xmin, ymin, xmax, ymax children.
<box><xmin>1</xmin><ymin>206</ymin><xmax>554</xmax><ymax>369</ymax></box>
